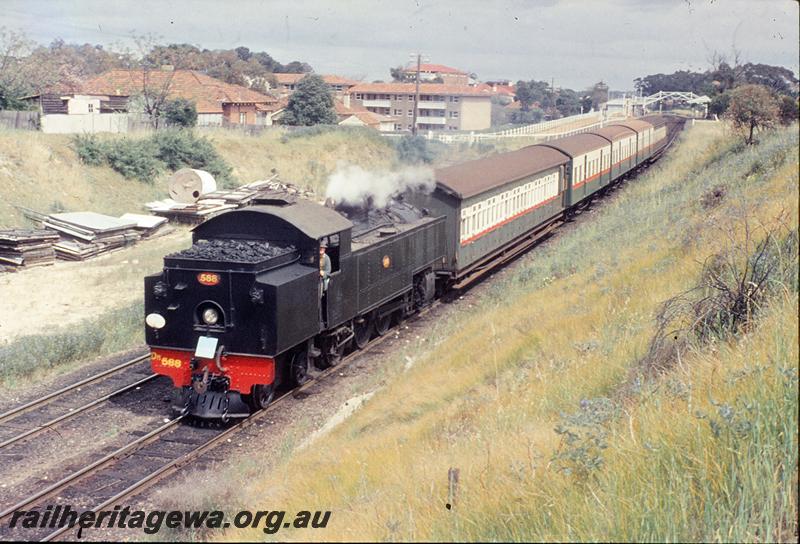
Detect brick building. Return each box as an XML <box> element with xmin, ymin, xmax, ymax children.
<box><xmin>347</xmin><ymin>83</ymin><xmax>492</xmax><ymax>132</ymax></box>
<box><xmin>79</xmin><ymin>68</ymin><xmax>284</xmax><ymax>126</ymax></box>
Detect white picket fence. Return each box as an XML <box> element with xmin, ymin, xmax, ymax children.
<box><xmin>382</xmin><ymin>110</ymin><xmax>610</xmax><ymax>144</ymax></box>
<box><xmin>454</xmin><ymin>111</ymin><xmax>603</xmax><ymax>141</ymax></box>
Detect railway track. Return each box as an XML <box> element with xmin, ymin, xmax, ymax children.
<box><xmin>0</xmin><ymin>307</ymin><xmax>428</xmax><ymax>542</ymax></box>
<box><xmin>0</xmin><ymin>354</ymin><xmax>150</xmax><ymax>425</ymax></box>
<box><xmin>0</xmin><ymin>354</ymin><xmax>155</xmax><ymax>451</ymax></box>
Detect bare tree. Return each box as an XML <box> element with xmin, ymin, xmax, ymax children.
<box><xmin>118</xmin><ymin>32</ymin><xmax>176</xmax><ymax>128</ymax></box>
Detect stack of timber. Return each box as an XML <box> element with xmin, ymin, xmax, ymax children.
<box><xmin>42</xmin><ymin>212</ymin><xmax>142</xmax><ymax>261</ymax></box>
<box><xmin>145</xmin><ymin>176</ymin><xmax>315</xmax><ymax>223</ymax></box>
<box><xmin>119</xmin><ymin>213</ymin><xmax>173</xmax><ymax>239</ymax></box>
<box><xmin>0</xmin><ymin>229</ymin><xmax>59</xmax><ymax>272</ymax></box>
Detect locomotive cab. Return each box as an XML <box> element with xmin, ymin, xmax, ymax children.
<box><xmin>144</xmin><ymin>200</ymin><xmax>352</xmax><ymax>419</ymax></box>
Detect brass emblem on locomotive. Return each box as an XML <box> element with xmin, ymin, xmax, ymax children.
<box><xmin>382</xmin><ymin>255</ymin><xmax>391</xmax><ymax>268</ymax></box>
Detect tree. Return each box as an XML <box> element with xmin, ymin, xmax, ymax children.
<box><xmin>778</xmin><ymin>95</ymin><xmax>798</xmax><ymax>125</ymax></box>
<box><xmin>708</xmin><ymin>91</ymin><xmax>731</xmax><ymax>117</ymax></box>
<box><xmin>281</xmin><ymin>74</ymin><xmax>337</xmax><ymax>126</ymax></box>
<box><xmin>235</xmin><ymin>46</ymin><xmax>251</xmax><ymax>61</ymax></box>
<box><xmin>280</xmin><ymin>61</ymin><xmax>313</xmax><ymax>74</ymax></box>
<box><xmin>741</xmin><ymin>63</ymin><xmax>798</xmax><ymax>97</ymax></box>
<box><xmin>389</xmin><ymin>65</ymin><xmax>405</xmax><ymax>82</ymax></box>
<box><xmin>725</xmin><ymin>84</ymin><xmax>779</xmax><ymax>144</ymax></box>
<box><xmin>164</xmin><ymin>97</ymin><xmax>197</xmax><ymax>127</ymax></box>
<box><xmin>0</xmin><ymin>27</ymin><xmax>36</xmax><ymax>99</ymax></box>
<box><xmin>554</xmin><ymin>88</ymin><xmax>581</xmax><ymax>117</ymax></box>
<box><xmin>589</xmin><ymin>81</ymin><xmax>609</xmax><ymax>110</ymax></box>
<box><xmin>0</xmin><ymin>82</ymin><xmax>28</xmax><ymax>110</ymax></box>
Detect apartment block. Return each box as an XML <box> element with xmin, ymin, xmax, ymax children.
<box><xmin>347</xmin><ymin>83</ymin><xmax>492</xmax><ymax>132</ymax></box>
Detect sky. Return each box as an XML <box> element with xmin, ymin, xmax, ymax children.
<box><xmin>3</xmin><ymin>0</ymin><xmax>798</xmax><ymax>91</ymax></box>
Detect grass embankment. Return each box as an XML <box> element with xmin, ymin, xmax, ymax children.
<box><xmin>211</xmin><ymin>122</ymin><xmax>796</xmax><ymax>541</ymax></box>
<box><xmin>208</xmin><ymin>126</ymin><xmax>398</xmax><ymax>195</ymax></box>
<box><xmin>0</xmin><ymin>130</ymin><xmax>166</xmax><ymax>227</ymax></box>
<box><xmin>0</xmin><ymin>126</ymin><xmax>402</xmax><ymax>226</ymax></box>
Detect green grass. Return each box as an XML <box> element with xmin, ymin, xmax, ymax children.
<box><xmin>0</xmin><ymin>301</ymin><xmax>144</xmax><ymax>389</ymax></box>
<box><xmin>206</xmin><ymin>122</ymin><xmax>797</xmax><ymax>542</ymax></box>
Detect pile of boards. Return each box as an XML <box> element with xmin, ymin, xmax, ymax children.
<box><xmin>145</xmin><ymin>178</ymin><xmax>316</xmax><ymax>223</ymax></box>
<box><xmin>43</xmin><ymin>212</ymin><xmax>169</xmax><ymax>261</ymax></box>
<box><xmin>0</xmin><ymin>229</ymin><xmax>59</xmax><ymax>271</ymax></box>
<box><xmin>12</xmin><ymin>209</ymin><xmax>171</xmax><ymax>265</ymax></box>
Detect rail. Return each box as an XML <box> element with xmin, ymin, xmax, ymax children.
<box><xmin>0</xmin><ymin>353</ymin><xmax>150</xmax><ymax>425</ymax></box>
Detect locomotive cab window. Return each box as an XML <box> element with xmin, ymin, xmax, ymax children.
<box><xmin>321</xmin><ymin>235</ymin><xmax>340</xmax><ymax>273</ymax></box>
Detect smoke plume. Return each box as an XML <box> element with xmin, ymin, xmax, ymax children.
<box><xmin>324</xmin><ymin>163</ymin><xmax>436</xmax><ymax>208</ymax></box>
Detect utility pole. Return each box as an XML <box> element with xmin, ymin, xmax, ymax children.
<box><xmin>411</xmin><ymin>53</ymin><xmax>421</xmax><ymax>136</ymax></box>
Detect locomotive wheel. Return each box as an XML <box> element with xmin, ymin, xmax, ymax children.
<box><xmin>353</xmin><ymin>318</ymin><xmax>372</xmax><ymax>350</ymax></box>
<box><xmin>291</xmin><ymin>349</ymin><xmax>310</xmax><ymax>386</ymax></box>
<box><xmin>374</xmin><ymin>313</ymin><xmax>392</xmax><ymax>336</ymax></box>
<box><xmin>248</xmin><ymin>384</ymin><xmax>275</xmax><ymax>410</ymax></box>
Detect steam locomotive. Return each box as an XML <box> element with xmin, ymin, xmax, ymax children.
<box><xmin>144</xmin><ymin>115</ymin><xmax>680</xmax><ymax>420</ymax></box>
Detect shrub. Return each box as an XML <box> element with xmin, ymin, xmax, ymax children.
<box><xmin>104</xmin><ymin>138</ymin><xmax>163</xmax><ymax>182</ymax></box>
<box><xmin>394</xmin><ymin>135</ymin><xmax>436</xmax><ymax>164</ymax></box>
<box><xmin>164</xmin><ymin>98</ymin><xmax>198</xmax><ymax>128</ymax></box>
<box><xmin>553</xmin><ymin>398</ymin><xmax>619</xmax><ymax>484</ymax></box>
<box><xmin>69</xmin><ymin>130</ymin><xmax>235</xmax><ymax>186</ymax></box>
<box><xmin>641</xmin><ymin>215</ymin><xmax>797</xmax><ymax>376</ymax></box>
<box><xmin>71</xmin><ymin>134</ymin><xmax>107</xmax><ymax>166</ymax></box>
<box><xmin>151</xmin><ymin>129</ymin><xmax>234</xmax><ymax>186</ymax></box>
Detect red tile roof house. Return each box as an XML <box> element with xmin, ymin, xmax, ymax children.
<box><xmin>333</xmin><ymin>95</ymin><xmax>397</xmax><ymax>132</ymax></box>
<box><xmin>80</xmin><ymin>68</ymin><xmax>284</xmax><ymax>127</ymax></box>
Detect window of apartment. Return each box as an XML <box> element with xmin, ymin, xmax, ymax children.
<box><xmin>450</xmin><ymin>96</ymin><xmax>460</xmax><ymax>103</ymax></box>
<box><xmin>87</xmin><ymin>104</ymin><xmax>94</xmax><ymax>113</ymax></box>
<box><xmin>239</xmin><ymin>112</ymin><xmax>247</xmax><ymax>124</ymax></box>
<box><xmin>394</xmin><ymin>109</ymin><xmax>403</xmax><ymax>116</ymax></box>
<box><xmin>394</xmin><ymin>123</ymin><xmax>402</xmax><ymax>131</ymax></box>
<box><xmin>407</xmin><ymin>110</ymin><xmax>413</xmax><ymax>117</ymax></box>
<box><xmin>407</xmin><ymin>95</ymin><xmax>414</xmax><ymax>101</ymax></box>
<box><xmin>407</xmin><ymin>124</ymin><xmax>412</xmax><ymax>130</ymax></box>
<box><xmin>449</xmin><ymin>111</ymin><xmax>459</xmax><ymax>118</ymax></box>
<box><xmin>355</xmin><ymin>93</ymin><xmax>362</xmax><ymax>100</ymax></box>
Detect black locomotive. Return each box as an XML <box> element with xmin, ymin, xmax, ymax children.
<box><xmin>145</xmin><ymin>196</ymin><xmax>445</xmax><ymax>419</ymax></box>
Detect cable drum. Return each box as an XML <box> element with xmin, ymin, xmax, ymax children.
<box><xmin>168</xmin><ymin>168</ymin><xmax>217</xmax><ymax>203</ymax></box>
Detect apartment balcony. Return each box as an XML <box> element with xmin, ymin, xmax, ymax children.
<box><xmin>416</xmin><ymin>116</ymin><xmax>447</xmax><ymax>125</ymax></box>
<box><xmin>417</xmin><ymin>101</ymin><xmax>447</xmax><ymax>110</ymax></box>
<box><xmin>362</xmin><ymin>99</ymin><xmax>391</xmax><ymax>108</ymax></box>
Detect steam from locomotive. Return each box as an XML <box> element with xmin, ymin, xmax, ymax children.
<box><xmin>324</xmin><ymin>164</ymin><xmax>436</xmax><ymax>208</ymax></box>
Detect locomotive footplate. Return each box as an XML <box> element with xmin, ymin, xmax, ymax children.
<box><xmin>172</xmin><ymin>386</ymin><xmax>251</xmax><ymax>420</ymax></box>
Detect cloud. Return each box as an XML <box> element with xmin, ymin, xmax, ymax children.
<box><xmin>3</xmin><ymin>0</ymin><xmax>797</xmax><ymax>90</ymax></box>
